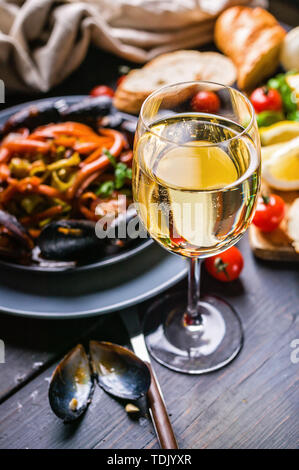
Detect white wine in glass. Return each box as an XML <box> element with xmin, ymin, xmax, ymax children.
<box><xmin>133</xmin><ymin>82</ymin><xmax>261</xmax><ymax>374</ymax></box>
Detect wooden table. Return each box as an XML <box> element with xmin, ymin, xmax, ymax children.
<box><xmin>0</xmin><ymin>2</ymin><xmax>298</xmax><ymax>450</ymax></box>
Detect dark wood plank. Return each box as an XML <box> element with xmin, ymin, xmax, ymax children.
<box><xmin>0</xmin><ymin>315</ymin><xmax>103</xmax><ymax>402</ymax></box>
<box><xmin>0</xmin><ymin>237</ymin><xmax>298</xmax><ymax>449</ymax></box>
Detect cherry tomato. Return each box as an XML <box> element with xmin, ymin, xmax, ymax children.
<box><xmin>117</xmin><ymin>75</ymin><xmax>127</xmax><ymax>87</ymax></box>
<box><xmin>90</xmin><ymin>85</ymin><xmax>114</xmax><ymax>98</ymax></box>
<box><xmin>250</xmin><ymin>87</ymin><xmax>282</xmax><ymax>114</ymax></box>
<box><xmin>191</xmin><ymin>91</ymin><xmax>220</xmax><ymax>113</ymax></box>
<box><xmin>205</xmin><ymin>246</ymin><xmax>244</xmax><ymax>282</ymax></box>
<box><xmin>252</xmin><ymin>194</ymin><xmax>285</xmax><ymax>232</ymax></box>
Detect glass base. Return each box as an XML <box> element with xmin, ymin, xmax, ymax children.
<box><xmin>144</xmin><ymin>292</ymin><xmax>243</xmax><ymax>374</ymax></box>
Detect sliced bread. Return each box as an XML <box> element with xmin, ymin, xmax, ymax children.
<box><xmin>113</xmin><ymin>50</ymin><xmax>237</xmax><ymax>114</ymax></box>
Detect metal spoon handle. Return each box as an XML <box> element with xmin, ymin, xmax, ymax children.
<box><xmin>146</xmin><ymin>362</ymin><xmax>178</xmax><ymax>449</ymax></box>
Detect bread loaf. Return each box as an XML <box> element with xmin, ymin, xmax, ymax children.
<box><xmin>214</xmin><ymin>6</ymin><xmax>286</xmax><ymax>90</ymax></box>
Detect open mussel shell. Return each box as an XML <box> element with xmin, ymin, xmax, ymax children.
<box><xmin>89</xmin><ymin>341</ymin><xmax>151</xmax><ymax>401</ymax></box>
<box><xmin>37</xmin><ymin>219</ymin><xmax>102</xmax><ymax>261</ymax></box>
<box><xmin>49</xmin><ymin>344</ymin><xmax>94</xmax><ymax>423</ymax></box>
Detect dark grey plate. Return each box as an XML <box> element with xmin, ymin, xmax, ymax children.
<box><xmin>0</xmin><ymin>95</ymin><xmax>152</xmax><ymax>272</ymax></box>
<box><xmin>0</xmin><ymin>242</ymin><xmax>187</xmax><ymax>319</ymax></box>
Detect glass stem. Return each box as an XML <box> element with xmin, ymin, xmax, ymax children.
<box><xmin>186</xmin><ymin>258</ymin><xmax>202</xmax><ymax>325</ymax></box>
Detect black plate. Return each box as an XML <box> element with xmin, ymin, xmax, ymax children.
<box><xmin>0</xmin><ymin>95</ymin><xmax>152</xmax><ymax>273</ymax></box>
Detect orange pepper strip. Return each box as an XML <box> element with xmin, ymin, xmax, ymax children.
<box><xmin>120</xmin><ymin>150</ymin><xmax>133</xmax><ymax>166</ymax></box>
<box><xmin>74</xmin><ymin>142</ymin><xmax>98</xmax><ymax>154</ymax></box>
<box><xmin>33</xmin><ymin>184</ymin><xmax>65</xmax><ymax>199</ymax></box>
<box><xmin>20</xmin><ymin>205</ymin><xmax>63</xmax><ymax>226</ymax></box>
<box><xmin>3</xmin><ymin>139</ymin><xmax>50</xmax><ymax>154</ymax></box>
<box><xmin>0</xmin><ymin>181</ymin><xmax>18</xmax><ymax>204</ymax></box>
<box><xmin>78</xmin><ymin>192</ymin><xmax>99</xmax><ymax>221</ymax></box>
<box><xmin>53</xmin><ymin>136</ymin><xmax>76</xmax><ymax>147</ymax></box>
<box><xmin>74</xmin><ymin>170</ymin><xmax>101</xmax><ymax>198</ymax></box>
<box><xmin>80</xmin><ymin>129</ymin><xmax>122</xmax><ymax>166</ymax></box>
<box><xmin>29</xmin><ymin>122</ymin><xmax>103</xmax><ymax>143</ymax></box>
<box><xmin>16</xmin><ymin>177</ymin><xmax>65</xmax><ymax>199</ymax></box>
<box><xmin>0</xmin><ymin>148</ymin><xmax>11</xmax><ymax>163</ymax></box>
<box><xmin>67</xmin><ymin>129</ymin><xmax>124</xmax><ymax>200</ymax></box>
<box><xmin>17</xmin><ymin>176</ymin><xmax>42</xmax><ymax>192</ymax></box>
<box><xmin>80</xmin><ymin>146</ymin><xmax>103</xmax><ymax>166</ymax></box>
<box><xmin>74</xmin><ymin>139</ymin><xmax>113</xmax><ymax>155</ymax></box>
<box><xmin>0</xmin><ymin>164</ymin><xmax>10</xmax><ymax>182</ymax></box>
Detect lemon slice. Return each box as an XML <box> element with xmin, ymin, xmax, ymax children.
<box><xmin>260</xmin><ymin>121</ymin><xmax>299</xmax><ymax>146</ymax></box>
<box><xmin>263</xmin><ymin>136</ymin><xmax>299</xmax><ymax>190</ymax></box>
<box><xmin>261</xmin><ymin>143</ymin><xmax>284</xmax><ymax>162</ymax></box>
<box><xmin>286</xmin><ymin>73</ymin><xmax>299</xmax><ymax>102</ymax></box>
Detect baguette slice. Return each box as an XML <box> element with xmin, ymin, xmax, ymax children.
<box><xmin>113</xmin><ymin>50</ymin><xmax>236</xmax><ymax>114</ymax></box>
<box><xmin>215</xmin><ymin>6</ymin><xmax>286</xmax><ymax>90</ymax></box>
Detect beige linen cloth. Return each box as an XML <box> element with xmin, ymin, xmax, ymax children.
<box><xmin>0</xmin><ymin>0</ymin><xmax>265</xmax><ymax>92</ymax></box>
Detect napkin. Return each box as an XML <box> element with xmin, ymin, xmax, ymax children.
<box><xmin>0</xmin><ymin>0</ymin><xmax>267</xmax><ymax>93</ymax></box>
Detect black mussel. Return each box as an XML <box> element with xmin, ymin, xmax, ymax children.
<box><xmin>0</xmin><ymin>210</ymin><xmax>33</xmax><ymax>261</ymax></box>
<box><xmin>100</xmin><ymin>112</ymin><xmax>137</xmax><ymax>131</ymax></box>
<box><xmin>99</xmin><ymin>113</ymin><xmax>124</xmax><ymax>130</ymax></box>
<box><xmin>100</xmin><ymin>112</ymin><xmax>137</xmax><ymax>147</ymax></box>
<box><xmin>120</xmin><ymin>119</ymin><xmax>137</xmax><ymax>147</ymax></box>
<box><xmin>0</xmin><ymin>210</ymin><xmax>33</xmax><ymax>250</ymax></box>
<box><xmin>37</xmin><ymin>219</ymin><xmax>102</xmax><ymax>261</ymax></box>
<box><xmin>49</xmin><ymin>344</ymin><xmax>94</xmax><ymax>423</ymax></box>
<box><xmin>60</xmin><ymin>96</ymin><xmax>113</xmax><ymax>125</ymax></box>
<box><xmin>89</xmin><ymin>341</ymin><xmax>151</xmax><ymax>400</ymax></box>
<box><xmin>0</xmin><ymin>101</ymin><xmax>62</xmax><ymax>136</ymax></box>
<box><xmin>37</xmin><ymin>209</ymin><xmax>143</xmax><ymax>262</ymax></box>
<box><xmin>120</xmin><ymin>116</ymin><xmax>137</xmax><ymax>135</ymax></box>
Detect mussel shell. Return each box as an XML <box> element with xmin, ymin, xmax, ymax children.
<box><xmin>37</xmin><ymin>209</ymin><xmax>143</xmax><ymax>262</ymax></box>
<box><xmin>49</xmin><ymin>344</ymin><xmax>94</xmax><ymax>423</ymax></box>
<box><xmin>61</xmin><ymin>96</ymin><xmax>113</xmax><ymax>125</ymax></box>
<box><xmin>0</xmin><ymin>210</ymin><xmax>33</xmax><ymax>251</ymax></box>
<box><xmin>89</xmin><ymin>341</ymin><xmax>151</xmax><ymax>400</ymax></box>
<box><xmin>37</xmin><ymin>219</ymin><xmax>102</xmax><ymax>261</ymax></box>
<box><xmin>0</xmin><ymin>101</ymin><xmax>62</xmax><ymax>136</ymax></box>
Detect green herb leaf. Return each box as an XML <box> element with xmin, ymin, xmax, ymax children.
<box><xmin>126</xmin><ymin>167</ymin><xmax>132</xmax><ymax>179</ymax></box>
<box><xmin>114</xmin><ymin>162</ymin><xmax>133</xmax><ymax>189</ymax></box>
<box><xmin>103</xmin><ymin>148</ymin><xmax>117</xmax><ymax>168</ymax></box>
<box><xmin>115</xmin><ymin>162</ymin><xmax>128</xmax><ymax>189</ymax></box>
<box><xmin>256</xmin><ymin>110</ymin><xmax>284</xmax><ymax>127</ymax></box>
<box><xmin>95</xmin><ymin>180</ymin><xmax>114</xmax><ymax>197</ymax></box>
<box><xmin>103</xmin><ymin>149</ymin><xmax>132</xmax><ymax>190</ymax></box>
<box><xmin>267</xmin><ymin>73</ymin><xmax>297</xmax><ymax>114</ymax></box>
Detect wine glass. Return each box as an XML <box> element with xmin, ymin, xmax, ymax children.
<box><xmin>132</xmin><ymin>81</ymin><xmax>261</xmax><ymax>374</ymax></box>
